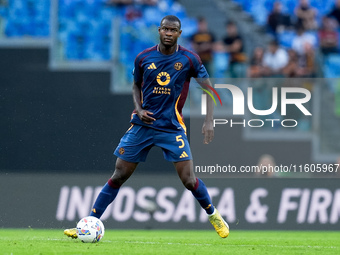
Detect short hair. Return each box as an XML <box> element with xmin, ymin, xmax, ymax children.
<box><xmin>160</xmin><ymin>15</ymin><xmax>181</xmax><ymax>29</ymax></box>
<box><xmin>197</xmin><ymin>16</ymin><xmax>206</xmax><ymax>23</ymax></box>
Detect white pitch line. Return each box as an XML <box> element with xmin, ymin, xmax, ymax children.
<box><xmin>125</xmin><ymin>241</ymin><xmax>211</xmax><ymax>246</ymax></box>
<box><xmin>227</xmin><ymin>244</ymin><xmax>338</xmax><ymax>249</ymax></box>
<box><xmin>124</xmin><ymin>241</ymin><xmax>338</xmax><ymax>249</ymax></box>
<box><xmin>26</xmin><ymin>239</ymin><xmax>339</xmax><ymax>249</ymax></box>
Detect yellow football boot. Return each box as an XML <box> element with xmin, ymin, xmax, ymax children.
<box><xmin>208</xmin><ymin>209</ymin><xmax>229</xmax><ymax>238</ymax></box>
<box><xmin>64</xmin><ymin>228</ymin><xmax>78</xmax><ymax>239</ymax></box>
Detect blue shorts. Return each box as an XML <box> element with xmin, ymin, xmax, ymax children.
<box><xmin>114</xmin><ymin>124</ymin><xmax>192</xmax><ymax>163</ymax></box>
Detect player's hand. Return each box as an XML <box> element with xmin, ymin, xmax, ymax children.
<box><xmin>137</xmin><ymin>109</ymin><xmax>156</xmax><ymax>124</ymax></box>
<box><xmin>202</xmin><ymin>120</ymin><xmax>214</xmax><ymax>144</ymax></box>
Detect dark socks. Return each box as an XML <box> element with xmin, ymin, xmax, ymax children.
<box><xmin>191</xmin><ymin>178</ymin><xmax>215</xmax><ymax>214</ymax></box>
<box><xmin>90</xmin><ymin>179</ymin><xmax>120</xmax><ymax>218</ymax></box>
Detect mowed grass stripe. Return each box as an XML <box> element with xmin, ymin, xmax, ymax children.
<box><xmin>0</xmin><ymin>229</ymin><xmax>339</xmax><ymax>255</ymax></box>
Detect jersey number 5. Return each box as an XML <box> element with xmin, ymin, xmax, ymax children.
<box><xmin>176</xmin><ymin>135</ymin><xmax>185</xmax><ymax>148</ymax></box>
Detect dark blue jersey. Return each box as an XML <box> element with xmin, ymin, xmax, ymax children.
<box><xmin>132</xmin><ymin>44</ymin><xmax>208</xmax><ymax>132</ymax></box>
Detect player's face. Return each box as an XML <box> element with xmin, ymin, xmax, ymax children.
<box><xmin>158</xmin><ymin>20</ymin><xmax>182</xmax><ymax>47</ymax></box>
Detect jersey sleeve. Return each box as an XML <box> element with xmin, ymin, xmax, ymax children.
<box><xmin>196</xmin><ymin>63</ymin><xmax>209</xmax><ymax>78</ymax></box>
<box><xmin>133</xmin><ymin>55</ymin><xmax>143</xmax><ymax>84</ymax></box>
<box><xmin>192</xmin><ymin>54</ymin><xmax>209</xmax><ymax>78</ymax></box>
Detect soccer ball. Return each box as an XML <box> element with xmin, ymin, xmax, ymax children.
<box><xmin>76</xmin><ymin>216</ymin><xmax>105</xmax><ymax>243</ymax></box>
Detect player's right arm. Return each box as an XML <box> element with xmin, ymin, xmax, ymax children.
<box><xmin>132</xmin><ymin>80</ymin><xmax>156</xmax><ymax>125</ymax></box>
<box><xmin>132</xmin><ymin>53</ymin><xmax>156</xmax><ymax>125</ymax></box>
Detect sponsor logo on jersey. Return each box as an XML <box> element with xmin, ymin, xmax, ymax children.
<box><xmin>156</xmin><ymin>72</ymin><xmax>171</xmax><ymax>86</ymax></box>
<box><xmin>153</xmin><ymin>86</ymin><xmax>171</xmax><ymax>95</ymax></box>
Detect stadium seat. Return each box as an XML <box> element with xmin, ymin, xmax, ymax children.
<box><xmin>0</xmin><ymin>0</ymin><xmax>50</xmax><ymax>37</ymax></box>
<box><xmin>278</xmin><ymin>30</ymin><xmax>296</xmax><ymax>48</ymax></box>
<box><xmin>323</xmin><ymin>53</ymin><xmax>340</xmax><ymax>92</ymax></box>
<box><xmin>0</xmin><ymin>0</ymin><xmax>194</xmax><ymax>63</ymax></box>
<box><xmin>181</xmin><ymin>18</ymin><xmax>198</xmax><ymax>38</ymax></box>
<box><xmin>213</xmin><ymin>52</ymin><xmax>229</xmax><ymax>78</ymax></box>
<box><xmin>324</xmin><ymin>54</ymin><xmax>340</xmax><ymax>77</ymax></box>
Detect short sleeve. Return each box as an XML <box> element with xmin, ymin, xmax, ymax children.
<box><xmin>196</xmin><ymin>64</ymin><xmax>209</xmax><ymax>78</ymax></box>
<box><xmin>133</xmin><ymin>56</ymin><xmax>143</xmax><ymax>84</ymax></box>
<box><xmin>191</xmin><ymin>53</ymin><xmax>209</xmax><ymax>78</ymax></box>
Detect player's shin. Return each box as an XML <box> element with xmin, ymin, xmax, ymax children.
<box><xmin>190</xmin><ymin>178</ymin><xmax>215</xmax><ymax>214</ymax></box>
<box><xmin>90</xmin><ymin>179</ymin><xmax>120</xmax><ymax>218</ymax></box>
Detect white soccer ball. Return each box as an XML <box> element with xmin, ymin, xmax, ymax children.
<box><xmin>76</xmin><ymin>216</ymin><xmax>105</xmax><ymax>243</ymax></box>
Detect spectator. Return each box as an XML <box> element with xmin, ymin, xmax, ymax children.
<box><xmin>222</xmin><ymin>21</ymin><xmax>247</xmax><ymax>78</ymax></box>
<box><xmin>108</xmin><ymin>0</ymin><xmax>157</xmax><ymax>5</ymax></box>
<box><xmin>282</xmin><ymin>49</ymin><xmax>299</xmax><ymax>77</ymax></box>
<box><xmin>300</xmin><ymin>42</ymin><xmax>316</xmax><ymax>78</ymax></box>
<box><xmin>262</xmin><ymin>40</ymin><xmax>288</xmax><ymax>77</ymax></box>
<box><xmin>247</xmin><ymin>47</ymin><xmax>265</xmax><ymax>78</ymax></box>
<box><xmin>107</xmin><ymin>0</ymin><xmax>133</xmax><ymax>5</ymax></box>
<box><xmin>191</xmin><ymin>17</ymin><xmax>215</xmax><ymax>74</ymax></box>
<box><xmin>255</xmin><ymin>154</ymin><xmax>277</xmax><ymax>177</ymax></box>
<box><xmin>318</xmin><ymin>16</ymin><xmax>339</xmax><ymax>55</ymax></box>
<box><xmin>328</xmin><ymin>0</ymin><xmax>340</xmax><ymax>25</ymax></box>
<box><xmin>292</xmin><ymin>24</ymin><xmax>317</xmax><ymax>56</ymax></box>
<box><xmin>294</xmin><ymin>0</ymin><xmax>318</xmax><ymax>30</ymax></box>
<box><xmin>267</xmin><ymin>1</ymin><xmax>292</xmax><ymax>35</ymax></box>
<box><xmin>282</xmin><ymin>48</ymin><xmax>315</xmax><ymax>77</ymax></box>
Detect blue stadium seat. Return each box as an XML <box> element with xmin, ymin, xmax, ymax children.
<box><xmin>169</xmin><ymin>1</ymin><xmax>186</xmax><ymax>20</ymax></box>
<box><xmin>213</xmin><ymin>52</ymin><xmax>229</xmax><ymax>78</ymax></box>
<box><xmin>143</xmin><ymin>6</ymin><xmax>164</xmax><ymax>25</ymax></box>
<box><xmin>278</xmin><ymin>30</ymin><xmax>296</xmax><ymax>48</ymax></box>
<box><xmin>1</xmin><ymin>0</ymin><xmax>50</xmax><ymax>37</ymax></box>
<box><xmin>0</xmin><ymin>0</ymin><xmax>190</xmax><ymax>63</ymax></box>
<box><xmin>250</xmin><ymin>2</ymin><xmax>269</xmax><ymax>25</ymax></box>
<box><xmin>284</xmin><ymin>0</ymin><xmax>296</xmax><ymax>15</ymax></box>
<box><xmin>323</xmin><ymin>53</ymin><xmax>340</xmax><ymax>92</ymax></box>
<box><xmin>181</xmin><ymin>18</ymin><xmax>198</xmax><ymax>38</ymax></box>
<box><xmin>324</xmin><ymin>54</ymin><xmax>340</xmax><ymax>78</ymax></box>
<box><xmin>264</xmin><ymin>0</ymin><xmax>275</xmax><ymax>12</ymax></box>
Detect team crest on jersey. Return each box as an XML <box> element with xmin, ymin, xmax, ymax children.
<box><xmin>156</xmin><ymin>72</ymin><xmax>171</xmax><ymax>86</ymax></box>
<box><xmin>119</xmin><ymin>147</ymin><xmax>125</xmax><ymax>155</ymax></box>
<box><xmin>174</xmin><ymin>62</ymin><xmax>183</xmax><ymax>71</ymax></box>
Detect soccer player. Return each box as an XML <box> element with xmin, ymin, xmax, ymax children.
<box><xmin>64</xmin><ymin>15</ymin><xmax>229</xmax><ymax>238</ymax></box>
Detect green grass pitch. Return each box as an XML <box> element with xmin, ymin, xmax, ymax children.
<box><xmin>0</xmin><ymin>229</ymin><xmax>339</xmax><ymax>255</ymax></box>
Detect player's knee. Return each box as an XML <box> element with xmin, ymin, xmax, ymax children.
<box><xmin>110</xmin><ymin>166</ymin><xmax>129</xmax><ymax>187</ymax></box>
<box><xmin>109</xmin><ymin>172</ymin><xmax>125</xmax><ymax>187</ymax></box>
<box><xmin>183</xmin><ymin>177</ymin><xmax>196</xmax><ymax>191</ymax></box>
<box><xmin>110</xmin><ymin>159</ymin><xmax>136</xmax><ymax>186</ymax></box>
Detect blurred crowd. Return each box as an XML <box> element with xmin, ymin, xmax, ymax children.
<box><xmin>3</xmin><ymin>0</ymin><xmax>337</xmax><ymax>79</ymax></box>
<box><xmin>190</xmin><ymin>0</ymin><xmax>340</xmax><ymax>79</ymax></box>
<box><xmin>107</xmin><ymin>0</ymin><xmax>158</xmax><ymax>6</ymax></box>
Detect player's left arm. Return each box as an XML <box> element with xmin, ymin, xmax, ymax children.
<box><xmin>197</xmin><ymin>78</ymin><xmax>214</xmax><ymax>144</ymax></box>
<box><xmin>190</xmin><ymin>52</ymin><xmax>214</xmax><ymax>144</ymax></box>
